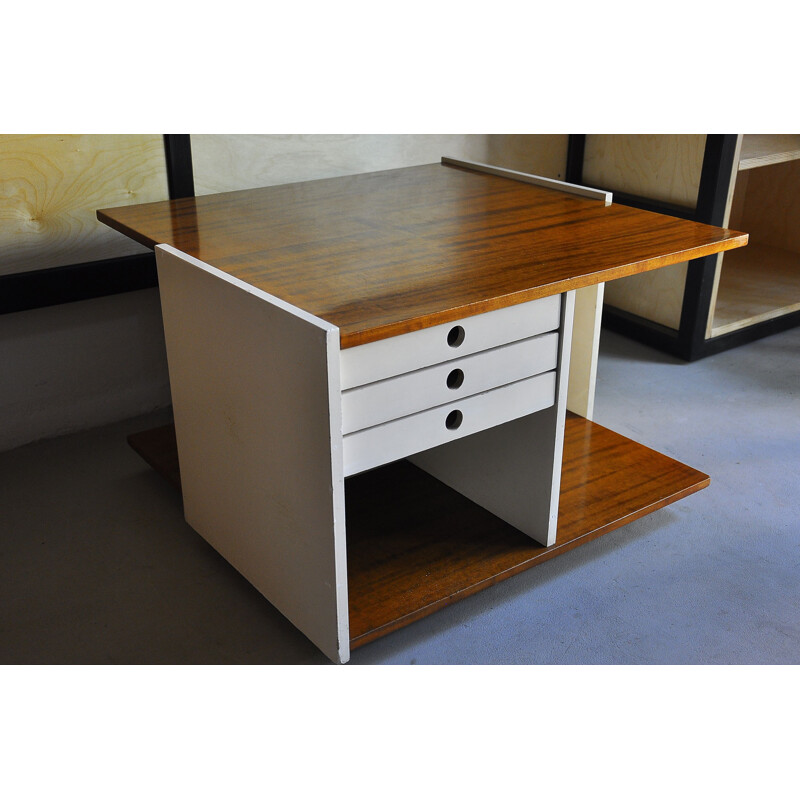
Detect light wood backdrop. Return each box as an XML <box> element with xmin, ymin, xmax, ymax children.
<box><xmin>583</xmin><ymin>135</ymin><xmax>707</xmax><ymax>330</ymax></box>
<box><xmin>0</xmin><ymin>134</ymin><xmax>169</xmax><ymax>277</ymax></box>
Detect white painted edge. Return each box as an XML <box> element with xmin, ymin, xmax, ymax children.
<box><xmin>441</xmin><ymin>156</ymin><xmax>613</xmax><ymax>205</ymax></box>
<box><xmin>155</xmin><ymin>244</ymin><xmax>338</xmax><ymax>336</ymax></box>
<box><xmin>545</xmin><ymin>290</ymin><xmax>576</xmax><ymax>543</ymax></box>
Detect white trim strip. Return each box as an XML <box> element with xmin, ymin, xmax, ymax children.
<box><xmin>155</xmin><ymin>244</ymin><xmax>338</xmax><ymax>335</ymax></box>
<box><xmin>441</xmin><ymin>156</ymin><xmax>613</xmax><ymax>205</ymax></box>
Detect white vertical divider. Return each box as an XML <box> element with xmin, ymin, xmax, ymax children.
<box><xmin>155</xmin><ymin>245</ymin><xmax>349</xmax><ymax>664</ymax></box>
<box><xmin>410</xmin><ymin>291</ymin><xmax>576</xmax><ymax>547</ymax></box>
<box><xmin>566</xmin><ymin>283</ymin><xmax>605</xmax><ymax>420</ymax></box>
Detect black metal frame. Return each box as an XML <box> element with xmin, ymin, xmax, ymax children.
<box><xmin>567</xmin><ymin>134</ymin><xmax>796</xmax><ymax>360</ymax></box>
<box><xmin>0</xmin><ymin>134</ymin><xmax>195</xmax><ymax>315</ymax></box>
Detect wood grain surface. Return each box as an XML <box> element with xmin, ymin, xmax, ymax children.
<box><xmin>1</xmin><ymin>134</ymin><xmax>169</xmax><ymax>275</ymax></box>
<box><xmin>583</xmin><ymin>134</ymin><xmax>707</xmax><ymax>208</ymax></box>
<box><xmin>98</xmin><ymin>162</ymin><xmax>747</xmax><ymax>348</ymax></box>
<box><xmin>127</xmin><ymin>413</ymin><xmax>710</xmax><ymax>649</ymax></box>
<box><xmin>738</xmin><ymin>134</ymin><xmax>800</xmax><ymax>171</ymax></box>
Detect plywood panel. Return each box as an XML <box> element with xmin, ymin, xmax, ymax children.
<box><xmin>583</xmin><ymin>135</ymin><xmax>706</xmax><ymax>208</ymax></box>
<box><xmin>710</xmin><ymin>243</ymin><xmax>800</xmax><ymax>335</ymax></box>
<box><xmin>0</xmin><ymin>134</ymin><xmax>169</xmax><ymax>276</ymax></box>
<box><xmin>562</xmin><ymin>135</ymin><xmax>706</xmax><ymax>329</ymax></box>
<box><xmin>739</xmin><ymin>134</ymin><xmax>800</xmax><ymax>170</ymax></box>
<box><xmin>735</xmin><ymin>159</ymin><xmax>800</xmax><ymax>254</ymax></box>
<box><xmin>604</xmin><ymin>261</ymin><xmax>688</xmax><ymax>330</ymax></box>
<box><xmin>190</xmin><ymin>134</ymin><xmax>567</xmax><ymax>194</ymax></box>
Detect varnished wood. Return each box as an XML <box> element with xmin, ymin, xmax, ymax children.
<box><xmin>126</xmin><ymin>413</ymin><xmax>709</xmax><ymax>649</ymax></box>
<box><xmin>98</xmin><ymin>162</ymin><xmax>747</xmax><ymax>348</ymax></box>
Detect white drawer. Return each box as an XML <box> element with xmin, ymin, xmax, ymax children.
<box><xmin>342</xmin><ymin>370</ymin><xmax>556</xmax><ymax>477</ymax></box>
<box><xmin>340</xmin><ymin>294</ymin><xmax>561</xmax><ymax>390</ymax></box>
<box><xmin>341</xmin><ymin>331</ymin><xmax>558</xmax><ymax>434</ymax></box>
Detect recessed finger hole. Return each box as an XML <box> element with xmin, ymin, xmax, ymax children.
<box><xmin>447</xmin><ymin>325</ymin><xmax>465</xmax><ymax>348</ymax></box>
<box><xmin>446</xmin><ymin>368</ymin><xmax>464</xmax><ymax>390</ymax></box>
<box><xmin>445</xmin><ymin>409</ymin><xmax>463</xmax><ymax>430</ymax></box>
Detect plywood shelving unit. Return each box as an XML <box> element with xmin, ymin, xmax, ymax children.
<box><xmin>709</xmin><ymin>135</ymin><xmax>800</xmax><ymax>337</ymax></box>
<box><xmin>570</xmin><ymin>134</ymin><xmax>800</xmax><ymax>359</ymax></box>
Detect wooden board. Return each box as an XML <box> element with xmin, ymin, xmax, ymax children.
<box><xmin>582</xmin><ymin>135</ymin><xmax>707</xmax><ymax>208</ymax></box>
<box><xmin>126</xmin><ymin>413</ymin><xmax>710</xmax><ymax>650</ymax></box>
<box><xmin>711</xmin><ymin>242</ymin><xmax>800</xmax><ymax>335</ymax></box>
<box><xmin>604</xmin><ymin>260</ymin><xmax>689</xmax><ymax>330</ymax></box>
<box><xmin>738</xmin><ymin>135</ymin><xmax>800</xmax><ymax>171</ymax></box>
<box><xmin>730</xmin><ymin>158</ymin><xmax>800</xmax><ymax>254</ymax></box>
<box><xmin>0</xmin><ymin>134</ymin><xmax>168</xmax><ymax>275</ymax></box>
<box><xmin>98</xmin><ymin>162</ymin><xmax>747</xmax><ymax>348</ymax></box>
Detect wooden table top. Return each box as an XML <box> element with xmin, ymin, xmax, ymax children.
<box><xmin>98</xmin><ymin>162</ymin><xmax>747</xmax><ymax>348</ymax></box>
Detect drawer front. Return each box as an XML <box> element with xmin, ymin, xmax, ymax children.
<box><xmin>342</xmin><ymin>370</ymin><xmax>556</xmax><ymax>477</ymax></box>
<box><xmin>342</xmin><ymin>331</ymin><xmax>558</xmax><ymax>434</ymax></box>
<box><xmin>340</xmin><ymin>294</ymin><xmax>561</xmax><ymax>390</ymax></box>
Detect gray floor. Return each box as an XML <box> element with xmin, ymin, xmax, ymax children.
<box><xmin>1</xmin><ymin>327</ymin><xmax>798</xmax><ymax>664</ymax></box>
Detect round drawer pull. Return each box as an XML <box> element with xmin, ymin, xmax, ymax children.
<box><xmin>446</xmin><ymin>368</ymin><xmax>464</xmax><ymax>390</ymax></box>
<box><xmin>445</xmin><ymin>409</ymin><xmax>463</xmax><ymax>430</ymax></box>
<box><xmin>447</xmin><ymin>325</ymin><xmax>465</xmax><ymax>348</ymax></box>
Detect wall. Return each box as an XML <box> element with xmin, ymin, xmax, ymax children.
<box><xmin>0</xmin><ymin>134</ymin><xmax>568</xmax><ymax>452</ymax></box>
<box><xmin>0</xmin><ymin>290</ymin><xmax>171</xmax><ymax>451</ymax></box>
<box><xmin>190</xmin><ymin>134</ymin><xmax>567</xmax><ymax>193</ymax></box>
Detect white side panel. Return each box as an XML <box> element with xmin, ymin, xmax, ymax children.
<box><xmin>155</xmin><ymin>245</ymin><xmax>349</xmax><ymax>664</ymax></box>
<box><xmin>410</xmin><ymin>292</ymin><xmax>575</xmax><ymax>547</ymax></box>
<box><xmin>341</xmin><ymin>294</ymin><xmax>561</xmax><ymax>389</ymax></box>
<box><xmin>342</xmin><ymin>332</ymin><xmax>559</xmax><ymax>434</ymax></box>
<box><xmin>566</xmin><ymin>283</ymin><xmax>604</xmax><ymax>420</ymax></box>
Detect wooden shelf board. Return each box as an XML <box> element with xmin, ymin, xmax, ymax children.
<box><xmin>711</xmin><ymin>242</ymin><xmax>800</xmax><ymax>336</ymax></box>
<box><xmin>98</xmin><ymin>163</ymin><xmax>746</xmax><ymax>349</ymax></box>
<box><xmin>127</xmin><ymin>414</ymin><xmax>709</xmax><ymax>650</ymax></box>
<box><xmin>739</xmin><ymin>135</ymin><xmax>800</xmax><ymax>171</ymax></box>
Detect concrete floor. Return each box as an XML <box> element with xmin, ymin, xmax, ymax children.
<box><xmin>1</xmin><ymin>327</ymin><xmax>798</xmax><ymax>664</ymax></box>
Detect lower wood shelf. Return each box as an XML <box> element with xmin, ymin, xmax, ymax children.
<box><xmin>711</xmin><ymin>242</ymin><xmax>800</xmax><ymax>336</ymax></box>
<box><xmin>128</xmin><ymin>413</ymin><xmax>709</xmax><ymax>649</ymax></box>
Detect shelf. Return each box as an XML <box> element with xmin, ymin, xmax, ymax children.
<box><xmin>738</xmin><ymin>135</ymin><xmax>800</xmax><ymax>171</ymax></box>
<box><xmin>128</xmin><ymin>414</ymin><xmax>710</xmax><ymax>649</ymax></box>
<box><xmin>711</xmin><ymin>242</ymin><xmax>800</xmax><ymax>336</ymax></box>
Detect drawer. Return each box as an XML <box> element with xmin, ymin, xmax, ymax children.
<box><xmin>340</xmin><ymin>294</ymin><xmax>561</xmax><ymax>390</ymax></box>
<box><xmin>342</xmin><ymin>370</ymin><xmax>556</xmax><ymax>477</ymax></box>
<box><xmin>342</xmin><ymin>331</ymin><xmax>558</xmax><ymax>434</ymax></box>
